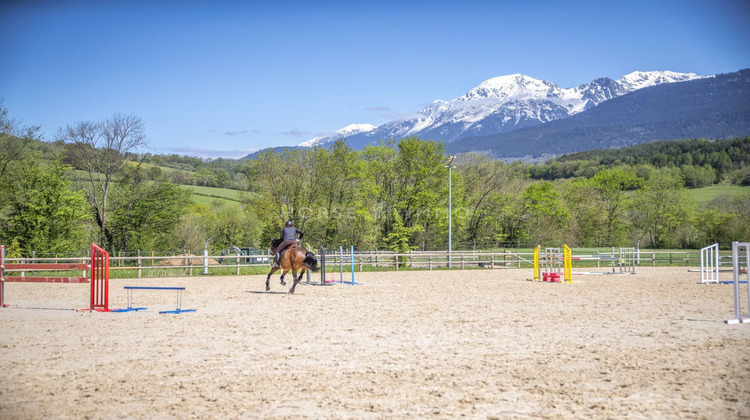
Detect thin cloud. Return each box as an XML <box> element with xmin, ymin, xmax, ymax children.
<box><xmin>365</xmin><ymin>106</ymin><xmax>391</xmax><ymax>112</ymax></box>
<box><xmin>154</xmin><ymin>146</ymin><xmax>258</xmax><ymax>159</ymax></box>
<box><xmin>280</xmin><ymin>129</ymin><xmax>311</xmax><ymax>138</ymax></box>
<box><xmin>223</xmin><ymin>129</ymin><xmax>248</xmax><ymax>136</ymax></box>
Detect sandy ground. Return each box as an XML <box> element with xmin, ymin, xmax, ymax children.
<box><xmin>0</xmin><ymin>267</ymin><xmax>748</xmax><ymax>419</ymax></box>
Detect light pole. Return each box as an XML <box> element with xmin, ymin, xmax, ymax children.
<box><xmin>202</xmin><ymin>237</ymin><xmax>212</xmax><ymax>275</ymax></box>
<box><xmin>446</xmin><ymin>156</ymin><xmax>455</xmax><ymax>268</ymax></box>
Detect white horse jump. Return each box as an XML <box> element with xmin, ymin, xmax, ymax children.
<box><xmin>700</xmin><ymin>243</ymin><xmax>720</xmax><ymax>284</ymax></box>
<box><xmin>726</xmin><ymin>241</ymin><xmax>750</xmax><ymax>325</ymax></box>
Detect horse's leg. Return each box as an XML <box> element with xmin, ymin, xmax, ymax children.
<box><xmin>278</xmin><ymin>253</ymin><xmax>289</xmax><ymax>286</ymax></box>
<box><xmin>289</xmin><ymin>253</ymin><xmax>309</xmax><ymax>293</ymax></box>
<box><xmin>280</xmin><ymin>269</ymin><xmax>289</xmax><ymax>286</ymax></box>
<box><xmin>289</xmin><ymin>268</ymin><xmax>300</xmax><ymax>293</ymax></box>
<box><xmin>265</xmin><ymin>267</ymin><xmax>279</xmax><ymax>291</ymax></box>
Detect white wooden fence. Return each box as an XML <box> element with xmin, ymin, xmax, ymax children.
<box><xmin>0</xmin><ymin>248</ymin><xmax>723</xmax><ymax>278</ymax></box>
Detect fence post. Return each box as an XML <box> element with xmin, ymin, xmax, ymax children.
<box><xmin>429</xmin><ymin>255</ymin><xmax>432</xmax><ymax>270</ymax></box>
<box><xmin>137</xmin><ymin>250</ymin><xmax>142</xmax><ymax>278</ymax></box>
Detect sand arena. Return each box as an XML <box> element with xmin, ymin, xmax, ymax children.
<box><xmin>0</xmin><ymin>267</ymin><xmax>748</xmax><ymax>419</ymax></box>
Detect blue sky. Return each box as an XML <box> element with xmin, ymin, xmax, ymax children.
<box><xmin>1</xmin><ymin>0</ymin><xmax>749</xmax><ymax>159</ymax></box>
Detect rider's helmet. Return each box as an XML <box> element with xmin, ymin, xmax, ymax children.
<box><xmin>285</xmin><ymin>220</ymin><xmax>293</xmax><ymax>227</ymax></box>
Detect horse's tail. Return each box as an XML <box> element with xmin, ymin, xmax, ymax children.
<box><xmin>303</xmin><ymin>251</ymin><xmax>319</xmax><ymax>272</ymax></box>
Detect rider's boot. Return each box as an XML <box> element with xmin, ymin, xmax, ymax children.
<box><xmin>273</xmin><ymin>252</ymin><xmax>280</xmax><ymax>268</ymax></box>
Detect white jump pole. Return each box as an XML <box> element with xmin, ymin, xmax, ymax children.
<box><xmin>726</xmin><ymin>241</ymin><xmax>750</xmax><ymax>324</ymax></box>
<box><xmin>339</xmin><ymin>246</ymin><xmax>344</xmax><ymax>283</ymax></box>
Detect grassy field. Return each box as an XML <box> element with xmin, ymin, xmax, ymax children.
<box><xmin>688</xmin><ymin>184</ymin><xmax>750</xmax><ymax>205</ymax></box>
<box><xmin>123</xmin><ymin>162</ymin><xmax>245</xmax><ymax>207</ymax></box>
<box><xmin>179</xmin><ymin>185</ymin><xmax>243</xmax><ymax>207</ymax></box>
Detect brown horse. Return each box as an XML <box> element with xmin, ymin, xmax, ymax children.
<box><xmin>266</xmin><ymin>239</ymin><xmax>319</xmax><ymax>293</ymax></box>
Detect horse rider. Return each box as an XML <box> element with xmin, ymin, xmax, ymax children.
<box><xmin>273</xmin><ymin>220</ymin><xmax>304</xmax><ymax>268</ymax></box>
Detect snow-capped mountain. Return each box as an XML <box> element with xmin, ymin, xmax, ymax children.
<box><xmin>446</xmin><ymin>68</ymin><xmax>750</xmax><ymax>159</ymax></box>
<box><xmin>298</xmin><ymin>71</ymin><xmax>703</xmax><ymax>148</ymax></box>
<box><xmin>298</xmin><ymin>123</ymin><xmax>376</xmax><ymax>147</ymax></box>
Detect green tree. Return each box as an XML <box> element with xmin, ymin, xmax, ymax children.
<box><xmin>3</xmin><ymin>158</ymin><xmax>89</xmax><ymax>254</ymax></box>
<box><xmin>360</xmin><ymin>141</ymin><xmax>399</xmax><ymax>244</ymax></box>
<box><xmin>695</xmin><ymin>209</ymin><xmax>736</xmax><ymax>246</ymax></box>
<box><xmin>5</xmin><ymin>238</ymin><xmax>23</xmax><ymax>259</ymax></box>
<box><xmin>522</xmin><ymin>181</ymin><xmax>570</xmax><ymax>244</ymax></box>
<box><xmin>205</xmin><ymin>202</ymin><xmax>261</xmax><ymax>251</ymax></box>
<box><xmin>727</xmin><ymin>196</ymin><xmax>750</xmax><ymax>242</ymax></box>
<box><xmin>385</xmin><ymin>210</ymin><xmax>423</xmax><ymax>263</ymax></box>
<box><xmin>245</xmin><ymin>147</ymin><xmax>324</xmax><ymax>230</ymax></box>
<box><xmin>703</xmin><ymin>195</ymin><xmax>750</xmax><ymax>245</ymax></box>
<box><xmin>491</xmin><ymin>188</ymin><xmax>529</xmax><ymax>246</ymax></box>
<box><xmin>562</xmin><ymin>178</ymin><xmax>608</xmax><ymax>247</ymax></box>
<box><xmin>588</xmin><ymin>168</ymin><xmax>640</xmax><ymax>246</ymax></box>
<box><xmin>632</xmin><ymin>169</ymin><xmax>695</xmax><ymax>248</ymax></box>
<box><xmin>457</xmin><ymin>154</ymin><xmax>526</xmax><ymax>248</ymax></box>
<box><xmin>309</xmin><ymin>140</ymin><xmax>371</xmax><ymax>248</ymax></box>
<box><xmin>359</xmin><ymin>138</ymin><xmax>447</xmax><ymax>249</ymax></box>
<box><xmin>172</xmin><ymin>206</ymin><xmax>213</xmax><ymax>253</ymax></box>
<box><xmin>108</xmin><ymin>162</ymin><xmax>192</xmax><ymax>252</ymax></box>
<box><xmin>194</xmin><ymin>168</ymin><xmax>217</xmax><ymax>186</ymax></box>
<box><xmin>393</xmin><ymin>138</ymin><xmax>447</xmax><ymax>234</ymax></box>
<box><xmin>681</xmin><ymin>164</ymin><xmax>717</xmax><ymax>188</ymax></box>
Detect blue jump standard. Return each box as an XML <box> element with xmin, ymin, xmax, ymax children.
<box><xmin>112</xmin><ymin>286</ymin><xmax>196</xmax><ymax>314</ymax></box>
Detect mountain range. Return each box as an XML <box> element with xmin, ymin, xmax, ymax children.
<box><xmin>298</xmin><ymin>71</ymin><xmax>702</xmax><ymax>149</ymax></box>
<box><xmin>446</xmin><ymin>69</ymin><xmax>750</xmax><ymax>159</ymax></box>
<box><xmin>241</xmin><ymin>69</ymin><xmax>750</xmax><ymax>161</ymax></box>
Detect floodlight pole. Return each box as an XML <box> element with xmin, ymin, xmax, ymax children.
<box><xmin>446</xmin><ymin>156</ymin><xmax>455</xmax><ymax>268</ymax></box>
<box><xmin>203</xmin><ymin>237</ymin><xmax>212</xmax><ymax>275</ymax></box>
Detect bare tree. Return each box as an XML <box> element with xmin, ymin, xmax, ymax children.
<box><xmin>58</xmin><ymin>113</ymin><xmax>147</xmax><ymax>248</ymax></box>
<box><xmin>0</xmin><ymin>101</ymin><xmax>41</xmax><ymax>179</ymax></box>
